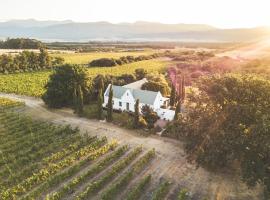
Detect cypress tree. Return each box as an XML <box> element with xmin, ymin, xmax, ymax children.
<box><xmin>97</xmin><ymin>89</ymin><xmax>103</xmax><ymax>120</ymax></box>
<box><xmin>178</xmin><ymin>76</ymin><xmax>182</xmax><ymax>101</ymax></box>
<box><xmin>181</xmin><ymin>75</ymin><xmax>185</xmax><ymax>102</ymax></box>
<box><xmin>73</xmin><ymin>84</ymin><xmax>78</xmax><ymax>112</ymax></box>
<box><xmin>107</xmin><ymin>85</ymin><xmax>113</xmax><ymax>122</ymax></box>
<box><xmin>174</xmin><ymin>100</ymin><xmax>181</xmax><ymax>120</ymax></box>
<box><xmin>170</xmin><ymin>85</ymin><xmax>176</xmax><ymax>107</ymax></box>
<box><xmin>99</xmin><ymin>76</ymin><xmax>104</xmax><ymax>96</ymax></box>
<box><xmin>134</xmin><ymin>99</ymin><xmax>140</xmax><ymax>128</ymax></box>
<box><xmin>76</xmin><ymin>85</ymin><xmax>84</xmax><ymax>115</ymax></box>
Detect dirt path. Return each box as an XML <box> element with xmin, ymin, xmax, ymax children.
<box><xmin>0</xmin><ymin>93</ymin><xmax>263</xmax><ymax>200</ymax></box>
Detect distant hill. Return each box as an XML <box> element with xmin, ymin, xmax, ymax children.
<box><xmin>0</xmin><ymin>19</ymin><xmax>269</xmax><ymax>42</ymax></box>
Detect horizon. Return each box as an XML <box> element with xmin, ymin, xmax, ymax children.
<box><xmin>1</xmin><ymin>18</ymin><xmax>270</xmax><ymax>30</ymax></box>
<box><xmin>1</xmin><ymin>0</ymin><xmax>270</xmax><ymax>29</ymax></box>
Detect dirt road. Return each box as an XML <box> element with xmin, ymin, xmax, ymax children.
<box><xmin>0</xmin><ymin>93</ymin><xmax>263</xmax><ymax>200</ymax></box>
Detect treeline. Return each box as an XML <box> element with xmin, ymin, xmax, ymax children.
<box><xmin>0</xmin><ymin>38</ymin><xmax>45</xmax><ymax>49</ymax></box>
<box><xmin>0</xmin><ymin>49</ymin><xmax>64</xmax><ymax>74</ymax></box>
<box><xmin>88</xmin><ymin>53</ymin><xmax>161</xmax><ymax>67</ymax></box>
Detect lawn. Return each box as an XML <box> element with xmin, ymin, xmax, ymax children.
<box><xmin>0</xmin><ymin>59</ymin><xmax>168</xmax><ymax>97</ymax></box>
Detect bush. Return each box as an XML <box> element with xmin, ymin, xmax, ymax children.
<box><xmin>141</xmin><ymin>105</ymin><xmax>159</xmax><ymax>129</ymax></box>
<box><xmin>89</xmin><ymin>58</ymin><xmax>117</xmax><ymax>67</ymax></box>
<box><xmin>42</xmin><ymin>64</ymin><xmax>91</xmax><ymax>108</ymax></box>
<box><xmin>167</xmin><ymin>74</ymin><xmax>270</xmax><ymax>197</ymax></box>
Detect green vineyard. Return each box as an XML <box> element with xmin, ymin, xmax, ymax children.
<box><xmin>0</xmin><ymin>98</ymin><xmax>190</xmax><ymax>200</ymax></box>
<box><xmin>0</xmin><ymin>59</ymin><xmax>167</xmax><ymax>97</ymax></box>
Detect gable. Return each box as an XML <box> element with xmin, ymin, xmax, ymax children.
<box><xmin>121</xmin><ymin>90</ymin><xmax>135</xmax><ymax>102</ymax></box>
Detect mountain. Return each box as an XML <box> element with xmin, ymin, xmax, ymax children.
<box><xmin>0</xmin><ymin>19</ymin><xmax>73</xmax><ymax>28</ymax></box>
<box><xmin>0</xmin><ymin>19</ymin><xmax>269</xmax><ymax>42</ymax></box>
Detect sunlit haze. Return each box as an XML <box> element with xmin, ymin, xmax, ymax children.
<box><xmin>1</xmin><ymin>0</ymin><xmax>270</xmax><ymax>28</ymax></box>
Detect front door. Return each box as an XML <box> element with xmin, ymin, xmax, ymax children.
<box><xmin>126</xmin><ymin>103</ymin><xmax>130</xmax><ymax>111</ymax></box>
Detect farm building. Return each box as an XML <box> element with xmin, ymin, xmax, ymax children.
<box><xmin>103</xmin><ymin>79</ymin><xmax>175</xmax><ymax>121</ymax></box>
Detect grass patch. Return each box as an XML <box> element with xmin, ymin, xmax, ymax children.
<box><xmin>0</xmin><ymin>59</ymin><xmax>168</xmax><ymax>97</ymax></box>
<box><xmin>51</xmin><ymin>51</ymin><xmax>155</xmax><ymax>65</ymax></box>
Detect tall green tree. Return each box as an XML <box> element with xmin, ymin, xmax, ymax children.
<box><xmin>76</xmin><ymin>85</ymin><xmax>84</xmax><ymax>115</ymax></box>
<box><xmin>174</xmin><ymin>101</ymin><xmax>181</xmax><ymax>120</ymax></box>
<box><xmin>134</xmin><ymin>99</ymin><xmax>140</xmax><ymax>128</ymax></box>
<box><xmin>141</xmin><ymin>105</ymin><xmax>159</xmax><ymax>129</ymax></box>
<box><xmin>170</xmin><ymin>85</ymin><xmax>176</xmax><ymax>106</ymax></box>
<box><xmin>135</xmin><ymin>68</ymin><xmax>147</xmax><ymax>80</ymax></box>
<box><xmin>42</xmin><ymin>64</ymin><xmax>90</xmax><ymax>108</ymax></box>
<box><xmin>39</xmin><ymin>48</ymin><xmax>51</xmax><ymax>68</ymax></box>
<box><xmin>170</xmin><ymin>74</ymin><xmax>270</xmax><ymax>198</ymax></box>
<box><xmin>97</xmin><ymin>89</ymin><xmax>104</xmax><ymax>120</ymax></box>
<box><xmin>107</xmin><ymin>85</ymin><xmax>113</xmax><ymax>122</ymax></box>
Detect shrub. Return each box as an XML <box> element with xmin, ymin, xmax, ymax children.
<box><xmin>89</xmin><ymin>58</ymin><xmax>117</xmax><ymax>67</ymax></box>
<box><xmin>42</xmin><ymin>64</ymin><xmax>91</xmax><ymax>108</ymax></box>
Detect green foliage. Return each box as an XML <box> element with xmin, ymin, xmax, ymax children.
<box><xmin>135</xmin><ymin>68</ymin><xmax>147</xmax><ymax>80</ymax></box>
<box><xmin>141</xmin><ymin>105</ymin><xmax>159</xmax><ymax>129</ymax></box>
<box><xmin>89</xmin><ymin>58</ymin><xmax>117</xmax><ymax>67</ymax></box>
<box><xmin>151</xmin><ymin>180</ymin><xmax>171</xmax><ymax>200</ymax></box>
<box><xmin>91</xmin><ymin>74</ymin><xmax>135</xmax><ymax>101</ymax></box>
<box><xmin>76</xmin><ymin>146</ymin><xmax>143</xmax><ymax>200</ymax></box>
<box><xmin>126</xmin><ymin>174</ymin><xmax>152</xmax><ymax>200</ymax></box>
<box><xmin>177</xmin><ymin>188</ymin><xmax>188</xmax><ymax>200</ymax></box>
<box><xmin>174</xmin><ymin>101</ymin><xmax>181</xmax><ymax>120</ymax></box>
<box><xmin>170</xmin><ymin>85</ymin><xmax>176</xmax><ymax>106</ymax></box>
<box><xmin>42</xmin><ymin>64</ymin><xmax>90</xmax><ymax>108</ymax></box>
<box><xmin>74</xmin><ymin>85</ymin><xmax>84</xmax><ymax>115</ymax></box>
<box><xmin>0</xmin><ymin>38</ymin><xmax>45</xmax><ymax>49</ymax></box>
<box><xmin>100</xmin><ymin>149</ymin><xmax>155</xmax><ymax>200</ymax></box>
<box><xmin>97</xmin><ymin>89</ymin><xmax>104</xmax><ymax>120</ymax></box>
<box><xmin>169</xmin><ymin>74</ymin><xmax>270</xmax><ymax>198</ymax></box>
<box><xmin>89</xmin><ymin>54</ymin><xmax>160</xmax><ymax>67</ymax></box>
<box><xmin>47</xmin><ymin>145</ymin><xmax>127</xmax><ymax>200</ymax></box>
<box><xmin>142</xmin><ymin>73</ymin><xmax>170</xmax><ymax>96</ymax></box>
<box><xmin>0</xmin><ymin>59</ymin><xmax>167</xmax><ymax>97</ymax></box>
<box><xmin>0</xmin><ymin>49</ymin><xmax>62</xmax><ymax>74</ymax></box>
<box><xmin>133</xmin><ymin>99</ymin><xmax>140</xmax><ymax>128</ymax></box>
<box><xmin>107</xmin><ymin>85</ymin><xmax>113</xmax><ymax>122</ymax></box>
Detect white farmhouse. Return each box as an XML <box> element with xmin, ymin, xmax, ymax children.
<box><xmin>103</xmin><ymin>79</ymin><xmax>175</xmax><ymax>121</ymax></box>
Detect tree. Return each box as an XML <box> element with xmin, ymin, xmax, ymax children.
<box><xmin>141</xmin><ymin>105</ymin><xmax>159</xmax><ymax>129</ymax></box>
<box><xmin>142</xmin><ymin>73</ymin><xmax>171</xmax><ymax>96</ymax></box>
<box><xmin>89</xmin><ymin>58</ymin><xmax>117</xmax><ymax>67</ymax></box>
<box><xmin>170</xmin><ymin>85</ymin><xmax>176</xmax><ymax>106</ymax></box>
<box><xmin>174</xmin><ymin>101</ymin><xmax>181</xmax><ymax>120</ymax></box>
<box><xmin>107</xmin><ymin>85</ymin><xmax>113</xmax><ymax>122</ymax></box>
<box><xmin>39</xmin><ymin>48</ymin><xmax>51</xmax><ymax>68</ymax></box>
<box><xmin>133</xmin><ymin>99</ymin><xmax>140</xmax><ymax>128</ymax></box>
<box><xmin>97</xmin><ymin>89</ymin><xmax>104</xmax><ymax>120</ymax></box>
<box><xmin>52</xmin><ymin>57</ymin><xmax>64</xmax><ymax>67</ymax></box>
<box><xmin>42</xmin><ymin>64</ymin><xmax>90</xmax><ymax>108</ymax></box>
<box><xmin>135</xmin><ymin>68</ymin><xmax>147</xmax><ymax>80</ymax></box>
<box><xmin>169</xmin><ymin>74</ymin><xmax>270</xmax><ymax>198</ymax></box>
<box><xmin>75</xmin><ymin>85</ymin><xmax>84</xmax><ymax>115</ymax></box>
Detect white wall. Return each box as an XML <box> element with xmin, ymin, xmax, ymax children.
<box><xmin>103</xmin><ymin>86</ymin><xmax>175</xmax><ymax>121</ymax></box>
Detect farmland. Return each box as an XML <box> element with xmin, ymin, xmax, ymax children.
<box><xmin>0</xmin><ymin>54</ymin><xmax>168</xmax><ymax>97</ymax></box>
<box><xmin>0</xmin><ymin>98</ymin><xmax>189</xmax><ymax>200</ymax></box>
<box><xmin>52</xmin><ymin>51</ymin><xmax>157</xmax><ymax>65</ymax></box>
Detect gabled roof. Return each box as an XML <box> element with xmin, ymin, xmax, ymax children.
<box><xmin>104</xmin><ymin>84</ymin><xmax>160</xmax><ymax>105</ymax></box>
<box><xmin>123</xmin><ymin>78</ymin><xmax>148</xmax><ymax>89</ymax></box>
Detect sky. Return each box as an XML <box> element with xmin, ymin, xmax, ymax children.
<box><xmin>1</xmin><ymin>0</ymin><xmax>270</xmax><ymax>28</ymax></box>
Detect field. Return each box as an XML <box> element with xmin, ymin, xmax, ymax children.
<box><xmin>0</xmin><ymin>98</ymin><xmax>188</xmax><ymax>200</ymax></box>
<box><xmin>0</xmin><ymin>57</ymin><xmax>167</xmax><ymax>97</ymax></box>
<box><xmin>52</xmin><ymin>51</ymin><xmax>156</xmax><ymax>65</ymax></box>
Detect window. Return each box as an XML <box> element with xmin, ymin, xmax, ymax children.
<box><xmin>119</xmin><ymin>101</ymin><xmax>122</xmax><ymax>107</ymax></box>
